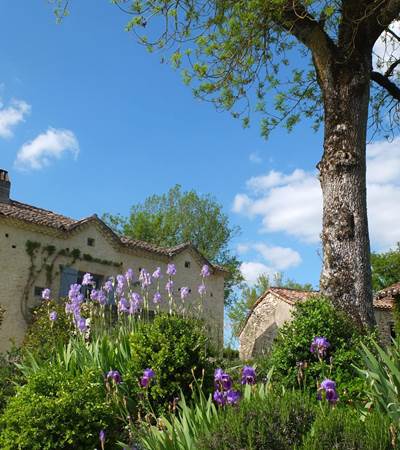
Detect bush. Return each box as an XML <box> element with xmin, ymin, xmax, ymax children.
<box><xmin>197</xmin><ymin>390</ymin><xmax>317</xmax><ymax>450</ymax></box>
<box><xmin>260</xmin><ymin>297</ymin><xmax>374</xmax><ymax>401</ymax></box>
<box><xmin>23</xmin><ymin>300</ymin><xmax>72</xmax><ymax>359</ymax></box>
<box><xmin>129</xmin><ymin>313</ymin><xmax>213</xmax><ymax>414</ymax></box>
<box><xmin>0</xmin><ymin>348</ymin><xmax>23</xmax><ymax>414</ymax></box>
<box><xmin>0</xmin><ymin>367</ymin><xmax>117</xmax><ymax>450</ymax></box>
<box><xmin>301</xmin><ymin>407</ymin><xmax>392</xmax><ymax>450</ymax></box>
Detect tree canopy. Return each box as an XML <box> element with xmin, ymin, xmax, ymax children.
<box><xmin>103</xmin><ymin>185</ymin><xmax>242</xmax><ymax>304</ymax></box>
<box><xmin>371</xmin><ymin>243</ymin><xmax>400</xmax><ymax>292</ymax></box>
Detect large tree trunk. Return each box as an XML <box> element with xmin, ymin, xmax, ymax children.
<box><xmin>318</xmin><ymin>57</ymin><xmax>375</xmax><ymax>328</ymax></box>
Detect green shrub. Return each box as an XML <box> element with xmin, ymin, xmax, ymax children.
<box><xmin>197</xmin><ymin>390</ymin><xmax>316</xmax><ymax>450</ymax></box>
<box><xmin>301</xmin><ymin>407</ymin><xmax>392</xmax><ymax>450</ymax></box>
<box><xmin>0</xmin><ymin>367</ymin><xmax>117</xmax><ymax>450</ymax></box>
<box><xmin>260</xmin><ymin>297</ymin><xmax>374</xmax><ymax>401</ymax></box>
<box><xmin>129</xmin><ymin>313</ymin><xmax>213</xmax><ymax>414</ymax></box>
<box><xmin>0</xmin><ymin>348</ymin><xmax>24</xmax><ymax>414</ymax></box>
<box><xmin>23</xmin><ymin>300</ymin><xmax>72</xmax><ymax>359</ymax></box>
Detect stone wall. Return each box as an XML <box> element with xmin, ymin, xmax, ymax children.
<box><xmin>0</xmin><ymin>218</ymin><xmax>225</xmax><ymax>352</ymax></box>
<box><xmin>239</xmin><ymin>295</ymin><xmax>395</xmax><ymax>360</ymax></box>
<box><xmin>239</xmin><ymin>293</ymin><xmax>294</xmax><ymax>360</ymax></box>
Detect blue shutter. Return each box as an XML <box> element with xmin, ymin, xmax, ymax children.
<box><xmin>59</xmin><ymin>266</ymin><xmax>78</xmax><ymax>298</ymax></box>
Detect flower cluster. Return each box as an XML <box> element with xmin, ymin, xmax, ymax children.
<box><xmin>318</xmin><ymin>378</ymin><xmax>339</xmax><ymax>404</ymax></box>
<box><xmin>213</xmin><ymin>368</ymin><xmax>240</xmax><ymax>406</ymax></box>
<box><xmin>140</xmin><ymin>368</ymin><xmax>155</xmax><ymax>388</ymax></box>
<box><xmin>241</xmin><ymin>365</ymin><xmax>256</xmax><ymax>385</ymax></box>
<box><xmin>310</xmin><ymin>336</ymin><xmax>330</xmax><ymax>359</ymax></box>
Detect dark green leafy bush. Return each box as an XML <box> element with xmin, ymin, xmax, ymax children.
<box><xmin>260</xmin><ymin>297</ymin><xmax>375</xmax><ymax>401</ymax></box>
<box><xmin>0</xmin><ymin>348</ymin><xmax>23</xmax><ymax>414</ymax></box>
<box><xmin>0</xmin><ymin>367</ymin><xmax>117</xmax><ymax>450</ymax></box>
<box><xmin>300</xmin><ymin>407</ymin><xmax>392</xmax><ymax>450</ymax></box>
<box><xmin>23</xmin><ymin>300</ymin><xmax>72</xmax><ymax>359</ymax></box>
<box><xmin>129</xmin><ymin>313</ymin><xmax>213</xmax><ymax>414</ymax></box>
<box><xmin>197</xmin><ymin>390</ymin><xmax>317</xmax><ymax>450</ymax></box>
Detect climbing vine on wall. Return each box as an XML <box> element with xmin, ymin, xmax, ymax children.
<box><xmin>21</xmin><ymin>241</ymin><xmax>122</xmax><ymax>322</ymax></box>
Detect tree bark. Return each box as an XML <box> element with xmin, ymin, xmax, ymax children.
<box><xmin>317</xmin><ymin>55</ymin><xmax>375</xmax><ymax>328</ymax></box>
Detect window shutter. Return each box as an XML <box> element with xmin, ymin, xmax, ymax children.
<box><xmin>59</xmin><ymin>266</ymin><xmax>78</xmax><ymax>298</ymax></box>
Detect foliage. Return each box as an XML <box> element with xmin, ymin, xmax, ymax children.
<box><xmin>23</xmin><ymin>300</ymin><xmax>72</xmax><ymax>359</ymax></box>
<box><xmin>371</xmin><ymin>243</ymin><xmax>400</xmax><ymax>292</ymax></box>
<box><xmin>129</xmin><ymin>314</ymin><xmax>213</xmax><ymax>415</ymax></box>
<box><xmin>262</xmin><ymin>297</ymin><xmax>374</xmax><ymax>401</ymax></box>
<box><xmin>103</xmin><ymin>184</ymin><xmax>242</xmax><ymax>304</ymax></box>
<box><xmin>0</xmin><ymin>367</ymin><xmax>117</xmax><ymax>450</ymax></box>
<box><xmin>356</xmin><ymin>339</ymin><xmax>400</xmax><ymax>444</ymax></box>
<box><xmin>300</xmin><ymin>407</ymin><xmax>392</xmax><ymax>450</ymax></box>
<box><xmin>0</xmin><ymin>348</ymin><xmax>23</xmax><ymax>415</ymax></box>
<box><xmin>228</xmin><ymin>272</ymin><xmax>314</xmax><ymax>337</ymax></box>
<box><xmin>197</xmin><ymin>390</ymin><xmax>316</xmax><ymax>450</ymax></box>
<box><xmin>138</xmin><ymin>384</ymin><xmax>219</xmax><ymax>450</ymax></box>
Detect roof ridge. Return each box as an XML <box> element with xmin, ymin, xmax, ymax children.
<box><xmin>10</xmin><ymin>199</ymin><xmax>77</xmax><ymax>222</ymax></box>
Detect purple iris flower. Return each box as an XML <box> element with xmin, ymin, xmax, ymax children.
<box><xmin>49</xmin><ymin>311</ymin><xmax>58</xmax><ymax>321</ymax></box>
<box><xmin>68</xmin><ymin>284</ymin><xmax>81</xmax><ymax>301</ymax></box>
<box><xmin>77</xmin><ymin>317</ymin><xmax>88</xmax><ymax>333</ymax></box>
<box><xmin>153</xmin><ymin>291</ymin><xmax>162</xmax><ymax>304</ymax></box>
<box><xmin>310</xmin><ymin>336</ymin><xmax>330</xmax><ymax>358</ymax></box>
<box><xmin>82</xmin><ymin>273</ymin><xmax>94</xmax><ymax>286</ymax></box>
<box><xmin>97</xmin><ymin>289</ymin><xmax>106</xmax><ymax>306</ymax></box>
<box><xmin>99</xmin><ymin>430</ymin><xmax>105</xmax><ymax>449</ymax></box>
<box><xmin>214</xmin><ymin>368</ymin><xmax>232</xmax><ymax>390</ymax></box>
<box><xmin>129</xmin><ymin>293</ymin><xmax>142</xmax><ymax>315</ymax></box>
<box><xmin>90</xmin><ymin>289</ymin><xmax>98</xmax><ymax>301</ymax></box>
<box><xmin>107</xmin><ymin>370</ymin><xmax>122</xmax><ymax>384</ymax></box>
<box><xmin>180</xmin><ymin>287</ymin><xmax>190</xmax><ymax>300</ymax></box>
<box><xmin>116</xmin><ymin>274</ymin><xmax>125</xmax><ymax>287</ymax></box>
<box><xmin>213</xmin><ymin>390</ymin><xmax>226</xmax><ymax>406</ymax></box>
<box><xmin>103</xmin><ymin>280</ymin><xmax>113</xmax><ymax>293</ymax></box>
<box><xmin>226</xmin><ymin>389</ymin><xmax>241</xmax><ymax>405</ymax></box>
<box><xmin>201</xmin><ymin>264</ymin><xmax>211</xmax><ymax>277</ymax></box>
<box><xmin>319</xmin><ymin>379</ymin><xmax>339</xmax><ymax>404</ymax></box>
<box><xmin>41</xmin><ymin>288</ymin><xmax>51</xmax><ymax>300</ymax></box>
<box><xmin>166</xmin><ymin>263</ymin><xmax>176</xmax><ymax>276</ymax></box>
<box><xmin>118</xmin><ymin>297</ymin><xmax>129</xmax><ymax>313</ymax></box>
<box><xmin>139</xmin><ymin>269</ymin><xmax>151</xmax><ymax>288</ymax></box>
<box><xmin>241</xmin><ymin>366</ymin><xmax>256</xmax><ymax>385</ymax></box>
<box><xmin>152</xmin><ymin>267</ymin><xmax>162</xmax><ymax>279</ymax></box>
<box><xmin>125</xmin><ymin>268</ymin><xmax>134</xmax><ymax>282</ymax></box>
<box><xmin>165</xmin><ymin>280</ymin><xmax>174</xmax><ymax>294</ymax></box>
<box><xmin>140</xmin><ymin>368</ymin><xmax>155</xmax><ymax>388</ymax></box>
<box><xmin>198</xmin><ymin>283</ymin><xmax>206</xmax><ymax>296</ymax></box>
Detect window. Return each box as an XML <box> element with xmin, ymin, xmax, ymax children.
<box><xmin>11</xmin><ymin>245</ymin><xmax>16</xmax><ymax>249</ymax></box>
<box><xmin>34</xmin><ymin>286</ymin><xmax>44</xmax><ymax>297</ymax></box>
<box><xmin>87</xmin><ymin>238</ymin><xmax>95</xmax><ymax>247</ymax></box>
<box><xmin>184</xmin><ymin>261</ymin><xmax>191</xmax><ymax>268</ymax></box>
<box><xmin>77</xmin><ymin>271</ymin><xmax>104</xmax><ymax>296</ymax></box>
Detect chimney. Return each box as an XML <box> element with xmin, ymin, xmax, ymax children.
<box><xmin>0</xmin><ymin>170</ymin><xmax>11</xmax><ymax>203</ymax></box>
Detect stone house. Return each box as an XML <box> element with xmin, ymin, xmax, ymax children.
<box><xmin>239</xmin><ymin>285</ymin><xmax>397</xmax><ymax>360</ymax></box>
<box><xmin>0</xmin><ymin>169</ymin><xmax>226</xmax><ymax>352</ymax></box>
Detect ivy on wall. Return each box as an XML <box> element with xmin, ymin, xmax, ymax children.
<box><xmin>21</xmin><ymin>241</ymin><xmax>122</xmax><ymax>322</ymax></box>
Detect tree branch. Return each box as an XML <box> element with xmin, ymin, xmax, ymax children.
<box><xmin>371</xmin><ymin>70</ymin><xmax>400</xmax><ymax>100</ymax></box>
<box><xmin>278</xmin><ymin>2</ymin><xmax>337</xmax><ymax>84</ymax></box>
<box><xmin>366</xmin><ymin>0</ymin><xmax>400</xmax><ymax>46</ymax></box>
<box><xmin>385</xmin><ymin>58</ymin><xmax>400</xmax><ymax>76</ymax></box>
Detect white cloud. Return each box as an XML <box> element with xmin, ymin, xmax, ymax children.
<box><xmin>0</xmin><ymin>98</ymin><xmax>30</xmax><ymax>138</ymax></box>
<box><xmin>253</xmin><ymin>243</ymin><xmax>301</xmax><ymax>270</ymax></box>
<box><xmin>240</xmin><ymin>262</ymin><xmax>276</xmax><ymax>285</ymax></box>
<box><xmin>15</xmin><ymin>128</ymin><xmax>79</xmax><ymax>170</ymax></box>
<box><xmin>249</xmin><ymin>152</ymin><xmax>262</xmax><ymax>164</ymax></box>
<box><xmin>233</xmin><ymin>138</ymin><xmax>400</xmax><ymax>251</ymax></box>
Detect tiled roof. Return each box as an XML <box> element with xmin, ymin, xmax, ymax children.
<box><xmin>373</xmin><ymin>282</ymin><xmax>400</xmax><ymax>310</ymax></box>
<box><xmin>0</xmin><ymin>199</ymin><xmax>225</xmax><ymax>273</ymax></box>
<box><xmin>0</xmin><ymin>200</ymin><xmax>76</xmax><ymax>229</ymax></box>
<box><xmin>269</xmin><ymin>287</ymin><xmax>318</xmax><ymax>305</ymax></box>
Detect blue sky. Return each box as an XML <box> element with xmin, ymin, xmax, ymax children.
<box><xmin>1</xmin><ymin>1</ymin><xmax>400</xmax><ymax>295</ymax></box>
